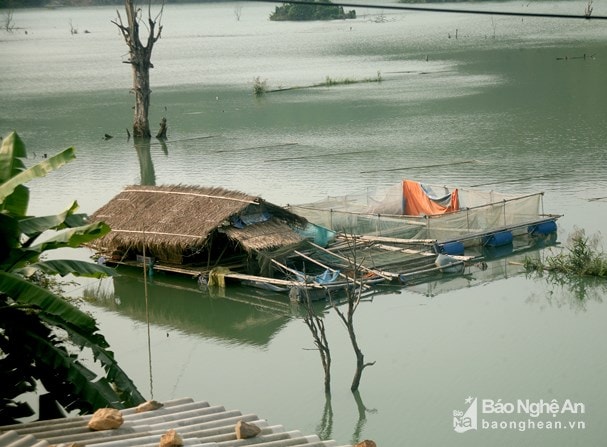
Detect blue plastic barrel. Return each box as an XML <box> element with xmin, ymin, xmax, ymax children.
<box><xmin>439</xmin><ymin>241</ymin><xmax>465</xmax><ymax>255</ymax></box>
<box><xmin>528</xmin><ymin>220</ymin><xmax>557</xmax><ymax>236</ymax></box>
<box><xmin>483</xmin><ymin>231</ymin><xmax>513</xmax><ymax>247</ymax></box>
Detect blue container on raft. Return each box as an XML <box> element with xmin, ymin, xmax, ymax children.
<box><xmin>482</xmin><ymin>231</ymin><xmax>513</xmax><ymax>247</ymax></box>
<box><xmin>528</xmin><ymin>220</ymin><xmax>558</xmax><ymax>236</ymax></box>
<box><xmin>438</xmin><ymin>241</ymin><xmax>465</xmax><ymax>255</ymax></box>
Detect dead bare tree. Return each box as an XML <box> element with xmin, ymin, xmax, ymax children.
<box><xmin>302</xmin><ymin>293</ymin><xmax>332</xmax><ymax>394</ymax></box>
<box><xmin>112</xmin><ymin>0</ymin><xmax>164</xmax><ymax>138</ymax></box>
<box><xmin>3</xmin><ymin>8</ymin><xmax>15</xmax><ymax>32</ymax></box>
<box><xmin>234</xmin><ymin>4</ymin><xmax>243</xmax><ymax>21</ymax></box>
<box><xmin>68</xmin><ymin>19</ymin><xmax>78</xmax><ymax>35</ymax></box>
<box><xmin>331</xmin><ymin>235</ymin><xmax>375</xmax><ymax>392</ymax></box>
<box><xmin>585</xmin><ymin>0</ymin><xmax>594</xmax><ymax>18</ymax></box>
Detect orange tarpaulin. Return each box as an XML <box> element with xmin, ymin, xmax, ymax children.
<box><xmin>402</xmin><ymin>180</ymin><xmax>459</xmax><ymax>216</ymax></box>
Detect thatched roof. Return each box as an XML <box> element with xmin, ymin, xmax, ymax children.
<box><xmin>89</xmin><ymin>185</ymin><xmax>306</xmax><ymax>260</ymax></box>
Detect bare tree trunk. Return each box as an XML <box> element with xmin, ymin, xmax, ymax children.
<box><xmin>347</xmin><ymin>312</ymin><xmax>363</xmax><ymax>390</ymax></box>
<box><xmin>113</xmin><ymin>0</ymin><xmax>163</xmax><ymax>139</ymax></box>
<box><xmin>303</xmin><ymin>294</ymin><xmax>332</xmax><ymax>393</ymax></box>
<box><xmin>339</xmin><ymin>285</ymin><xmax>374</xmax><ymax>391</ymax></box>
<box><xmin>332</xmin><ymin>235</ymin><xmax>375</xmax><ymax>392</ymax></box>
<box><xmin>3</xmin><ymin>8</ymin><xmax>16</xmax><ymax>32</ymax></box>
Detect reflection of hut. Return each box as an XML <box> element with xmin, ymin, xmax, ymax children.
<box><xmin>99</xmin><ymin>272</ymin><xmax>292</xmax><ymax>347</ymax></box>
<box><xmin>89</xmin><ymin>185</ymin><xmax>307</xmax><ymax>276</ymax></box>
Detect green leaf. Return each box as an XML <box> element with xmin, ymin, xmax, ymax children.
<box><xmin>3</xmin><ymin>184</ymin><xmax>29</xmax><ymax>217</ymax></box>
<box><xmin>25</xmin><ymin>329</ymin><xmax>127</xmax><ymax>411</ymax></box>
<box><xmin>0</xmin><ymin>132</ymin><xmax>27</xmax><ymax>182</ymax></box>
<box><xmin>0</xmin><ymin>214</ymin><xmax>20</xmax><ymax>265</ymax></box>
<box><xmin>29</xmin><ymin>221</ymin><xmax>111</xmax><ymax>251</ymax></box>
<box><xmin>0</xmin><ymin>271</ymin><xmax>97</xmax><ymax>333</ymax></box>
<box><xmin>41</xmin><ymin>312</ymin><xmax>146</xmax><ymax>406</ymax></box>
<box><xmin>0</xmin><ymin>133</ymin><xmax>144</xmax><ymax>418</ymax></box>
<box><xmin>19</xmin><ymin>201</ymin><xmax>86</xmax><ymax>238</ymax></box>
<box><xmin>0</xmin><ymin>147</ymin><xmax>76</xmax><ymax>205</ymax></box>
<box><xmin>16</xmin><ymin>259</ymin><xmax>116</xmax><ymax>279</ymax></box>
<box><xmin>2</xmin><ymin>222</ymin><xmax>111</xmax><ymax>272</ymax></box>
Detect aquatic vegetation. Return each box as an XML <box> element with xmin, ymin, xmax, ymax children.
<box><xmin>253</xmin><ymin>76</ymin><xmax>268</xmax><ymax>96</ymax></box>
<box><xmin>323</xmin><ymin>71</ymin><xmax>382</xmax><ymax>87</ymax></box>
<box><xmin>524</xmin><ymin>228</ymin><xmax>607</xmax><ymax>277</ymax></box>
<box><xmin>256</xmin><ymin>71</ymin><xmax>383</xmax><ymax>95</ymax></box>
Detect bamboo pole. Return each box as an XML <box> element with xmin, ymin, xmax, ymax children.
<box><xmin>399</xmin><ymin>260</ymin><xmax>464</xmax><ymax>280</ymax></box>
<box><xmin>124</xmin><ymin>188</ymin><xmax>258</xmax><ymax>204</ymax></box>
<box><xmin>293</xmin><ymin>249</ymin><xmax>366</xmax><ymax>288</ymax></box>
<box><xmin>224</xmin><ymin>272</ymin><xmax>323</xmax><ymax>288</ymax></box>
<box><xmin>270</xmin><ymin>258</ymin><xmax>324</xmax><ymax>288</ymax></box>
<box><xmin>356</xmin><ymin>235</ymin><xmax>436</xmax><ymax>245</ymax></box>
<box><xmin>307</xmin><ymin>241</ymin><xmax>396</xmax><ymax>280</ymax></box>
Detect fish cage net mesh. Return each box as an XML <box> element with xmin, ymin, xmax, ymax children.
<box><xmin>289</xmin><ymin>183</ymin><xmax>545</xmax><ymax>243</ymax></box>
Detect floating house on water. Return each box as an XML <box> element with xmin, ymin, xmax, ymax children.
<box><xmin>89</xmin><ymin>185</ymin><xmax>307</xmax><ymax>280</ymax></box>
<box><xmin>88</xmin><ymin>185</ymin><xmax>385</xmax><ymax>299</ymax></box>
<box><xmin>88</xmin><ymin>181</ymin><xmax>560</xmax><ymax>299</ymax></box>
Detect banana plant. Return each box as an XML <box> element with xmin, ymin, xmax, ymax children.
<box><xmin>0</xmin><ymin>132</ymin><xmax>145</xmax><ymax>425</ymax></box>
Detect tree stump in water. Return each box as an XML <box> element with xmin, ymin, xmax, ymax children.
<box><xmin>156</xmin><ymin>117</ymin><xmax>168</xmax><ymax>139</ymax></box>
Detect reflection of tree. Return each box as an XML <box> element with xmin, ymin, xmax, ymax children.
<box><xmin>351</xmin><ymin>390</ymin><xmax>378</xmax><ymax>445</ymax></box>
<box><xmin>526</xmin><ymin>272</ymin><xmax>606</xmax><ymax>311</ymax></box>
<box><xmin>134</xmin><ymin>138</ymin><xmax>156</xmax><ymax>185</ymax></box>
<box><xmin>157</xmin><ymin>137</ymin><xmax>169</xmax><ymax>156</ymax></box>
<box><xmin>316</xmin><ymin>392</ymin><xmax>333</xmax><ymax>441</ymax></box>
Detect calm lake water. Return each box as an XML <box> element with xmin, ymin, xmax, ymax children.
<box><xmin>2</xmin><ymin>1</ymin><xmax>607</xmax><ymax>445</ymax></box>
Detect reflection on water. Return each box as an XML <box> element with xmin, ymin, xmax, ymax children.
<box><xmin>525</xmin><ymin>271</ymin><xmax>607</xmax><ymax>311</ymax></box>
<box><xmin>316</xmin><ymin>392</ymin><xmax>333</xmax><ymax>441</ymax></box>
<box><xmin>350</xmin><ymin>391</ymin><xmax>378</xmax><ymax>446</ymax></box>
<box><xmin>134</xmin><ymin>139</ymin><xmax>157</xmax><ymax>186</ymax></box>
<box><xmin>88</xmin><ymin>270</ymin><xmax>294</xmax><ymax>347</ymax></box>
<box><xmin>407</xmin><ymin>239</ymin><xmax>556</xmax><ymax>297</ymax></box>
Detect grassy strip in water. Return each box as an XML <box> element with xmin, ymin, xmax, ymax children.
<box><xmin>254</xmin><ymin>72</ymin><xmax>383</xmax><ymax>96</ymax></box>
<box><xmin>524</xmin><ymin>228</ymin><xmax>607</xmax><ymax>277</ymax></box>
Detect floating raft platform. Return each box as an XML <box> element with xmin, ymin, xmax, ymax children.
<box><xmin>0</xmin><ymin>397</ymin><xmax>351</xmax><ymax>447</ymax></box>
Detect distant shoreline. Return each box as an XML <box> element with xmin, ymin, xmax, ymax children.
<box><xmin>3</xmin><ymin>0</ymin><xmax>515</xmax><ymax>9</ymax></box>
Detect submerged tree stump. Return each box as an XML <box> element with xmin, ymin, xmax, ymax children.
<box><xmin>156</xmin><ymin>117</ymin><xmax>168</xmax><ymax>139</ymax></box>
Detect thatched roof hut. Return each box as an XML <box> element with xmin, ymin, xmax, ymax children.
<box><xmin>89</xmin><ymin>185</ymin><xmax>307</xmax><ymax>267</ymax></box>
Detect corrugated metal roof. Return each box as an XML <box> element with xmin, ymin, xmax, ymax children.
<box><xmin>0</xmin><ymin>398</ymin><xmax>351</xmax><ymax>447</ymax></box>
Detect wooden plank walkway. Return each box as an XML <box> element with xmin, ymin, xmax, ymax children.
<box><xmin>0</xmin><ymin>398</ymin><xmax>351</xmax><ymax>447</ymax></box>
